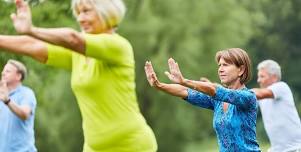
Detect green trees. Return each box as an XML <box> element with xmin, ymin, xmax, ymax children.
<box><xmin>0</xmin><ymin>0</ymin><xmax>300</xmax><ymax>151</ymax></box>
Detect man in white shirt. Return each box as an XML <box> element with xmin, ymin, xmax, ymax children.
<box><xmin>253</xmin><ymin>59</ymin><xmax>301</xmax><ymax>152</ymax></box>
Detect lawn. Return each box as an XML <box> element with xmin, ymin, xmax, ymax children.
<box><xmin>184</xmin><ymin>138</ymin><xmax>270</xmax><ymax>152</ymax></box>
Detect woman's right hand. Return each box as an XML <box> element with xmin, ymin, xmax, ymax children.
<box><xmin>10</xmin><ymin>0</ymin><xmax>33</xmax><ymax>34</ymax></box>
<box><xmin>144</xmin><ymin>61</ymin><xmax>161</xmax><ymax>88</ymax></box>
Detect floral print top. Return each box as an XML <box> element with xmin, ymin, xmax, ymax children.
<box><xmin>186</xmin><ymin>86</ymin><xmax>261</xmax><ymax>152</ymax></box>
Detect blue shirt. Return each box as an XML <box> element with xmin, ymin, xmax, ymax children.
<box><xmin>0</xmin><ymin>85</ymin><xmax>37</xmax><ymax>152</ymax></box>
<box><xmin>186</xmin><ymin>86</ymin><xmax>260</xmax><ymax>152</ymax></box>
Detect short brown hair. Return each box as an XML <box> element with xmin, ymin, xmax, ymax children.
<box><xmin>215</xmin><ymin>48</ymin><xmax>252</xmax><ymax>84</ymax></box>
<box><xmin>7</xmin><ymin>59</ymin><xmax>27</xmax><ymax>81</ymax></box>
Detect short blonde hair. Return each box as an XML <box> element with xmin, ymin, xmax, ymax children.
<box><xmin>215</xmin><ymin>48</ymin><xmax>252</xmax><ymax>84</ymax></box>
<box><xmin>7</xmin><ymin>59</ymin><xmax>27</xmax><ymax>81</ymax></box>
<box><xmin>72</xmin><ymin>0</ymin><xmax>126</xmax><ymax>28</ymax></box>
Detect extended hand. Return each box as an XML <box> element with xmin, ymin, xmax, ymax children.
<box><xmin>165</xmin><ymin>58</ymin><xmax>184</xmax><ymax>84</ymax></box>
<box><xmin>144</xmin><ymin>61</ymin><xmax>161</xmax><ymax>88</ymax></box>
<box><xmin>11</xmin><ymin>0</ymin><xmax>33</xmax><ymax>34</ymax></box>
<box><xmin>0</xmin><ymin>81</ymin><xmax>9</xmax><ymax>102</ymax></box>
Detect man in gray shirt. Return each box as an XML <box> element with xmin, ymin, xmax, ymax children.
<box><xmin>253</xmin><ymin>59</ymin><xmax>301</xmax><ymax>152</ymax></box>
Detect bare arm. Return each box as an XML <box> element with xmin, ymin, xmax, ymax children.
<box><xmin>165</xmin><ymin>58</ymin><xmax>217</xmax><ymax>96</ymax></box>
<box><xmin>144</xmin><ymin>61</ymin><xmax>188</xmax><ymax>98</ymax></box>
<box><xmin>11</xmin><ymin>0</ymin><xmax>85</xmax><ymax>54</ymax></box>
<box><xmin>6</xmin><ymin>100</ymin><xmax>32</xmax><ymax>120</ymax></box>
<box><xmin>0</xmin><ymin>81</ymin><xmax>32</xmax><ymax>120</ymax></box>
<box><xmin>0</xmin><ymin>35</ymin><xmax>47</xmax><ymax>63</ymax></box>
<box><xmin>252</xmin><ymin>88</ymin><xmax>274</xmax><ymax>100</ymax></box>
<box><xmin>181</xmin><ymin>79</ymin><xmax>216</xmax><ymax>96</ymax></box>
<box><xmin>29</xmin><ymin>27</ymin><xmax>85</xmax><ymax>54</ymax></box>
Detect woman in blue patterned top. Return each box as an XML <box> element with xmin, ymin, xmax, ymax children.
<box><xmin>144</xmin><ymin>48</ymin><xmax>261</xmax><ymax>152</ymax></box>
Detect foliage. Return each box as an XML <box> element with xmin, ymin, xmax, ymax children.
<box><xmin>0</xmin><ymin>0</ymin><xmax>300</xmax><ymax>151</ymax></box>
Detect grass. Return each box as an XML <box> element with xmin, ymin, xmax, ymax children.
<box><xmin>184</xmin><ymin>138</ymin><xmax>270</xmax><ymax>152</ymax></box>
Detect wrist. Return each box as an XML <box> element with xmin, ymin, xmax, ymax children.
<box><xmin>4</xmin><ymin>98</ymin><xmax>10</xmax><ymax>105</ymax></box>
<box><xmin>28</xmin><ymin>26</ymin><xmax>36</xmax><ymax>35</ymax></box>
<box><xmin>181</xmin><ymin>78</ymin><xmax>188</xmax><ymax>85</ymax></box>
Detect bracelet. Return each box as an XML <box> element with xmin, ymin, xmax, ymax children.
<box><xmin>4</xmin><ymin>98</ymin><xmax>10</xmax><ymax>105</ymax></box>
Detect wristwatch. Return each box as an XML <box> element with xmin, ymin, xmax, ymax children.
<box><xmin>4</xmin><ymin>98</ymin><xmax>10</xmax><ymax>105</ymax></box>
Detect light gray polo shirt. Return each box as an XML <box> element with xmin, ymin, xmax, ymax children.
<box><xmin>259</xmin><ymin>81</ymin><xmax>301</xmax><ymax>152</ymax></box>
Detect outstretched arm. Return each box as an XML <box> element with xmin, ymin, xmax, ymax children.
<box><xmin>252</xmin><ymin>88</ymin><xmax>274</xmax><ymax>100</ymax></box>
<box><xmin>144</xmin><ymin>61</ymin><xmax>188</xmax><ymax>98</ymax></box>
<box><xmin>11</xmin><ymin>0</ymin><xmax>85</xmax><ymax>54</ymax></box>
<box><xmin>0</xmin><ymin>35</ymin><xmax>47</xmax><ymax>63</ymax></box>
<box><xmin>165</xmin><ymin>58</ymin><xmax>217</xmax><ymax>96</ymax></box>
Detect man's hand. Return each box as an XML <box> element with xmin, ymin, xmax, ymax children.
<box><xmin>0</xmin><ymin>81</ymin><xmax>9</xmax><ymax>102</ymax></box>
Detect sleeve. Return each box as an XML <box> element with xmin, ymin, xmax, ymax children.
<box><xmin>84</xmin><ymin>33</ymin><xmax>134</xmax><ymax>65</ymax></box>
<box><xmin>20</xmin><ymin>89</ymin><xmax>37</xmax><ymax>115</ymax></box>
<box><xmin>46</xmin><ymin>43</ymin><xmax>72</xmax><ymax>70</ymax></box>
<box><xmin>213</xmin><ymin>86</ymin><xmax>257</xmax><ymax>110</ymax></box>
<box><xmin>185</xmin><ymin>88</ymin><xmax>215</xmax><ymax>110</ymax></box>
<box><xmin>268</xmin><ymin>82</ymin><xmax>287</xmax><ymax>100</ymax></box>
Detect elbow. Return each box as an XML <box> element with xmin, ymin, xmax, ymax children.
<box><xmin>208</xmin><ymin>85</ymin><xmax>216</xmax><ymax>96</ymax></box>
<box><xmin>20</xmin><ymin>113</ymin><xmax>30</xmax><ymax>120</ymax></box>
<box><xmin>68</xmin><ymin>30</ymin><xmax>85</xmax><ymax>53</ymax></box>
<box><xmin>255</xmin><ymin>93</ymin><xmax>264</xmax><ymax>100</ymax></box>
<box><xmin>19</xmin><ymin>109</ymin><xmax>32</xmax><ymax>120</ymax></box>
<box><xmin>30</xmin><ymin>41</ymin><xmax>48</xmax><ymax>63</ymax></box>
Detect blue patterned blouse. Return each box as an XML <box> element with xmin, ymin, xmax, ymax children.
<box><xmin>186</xmin><ymin>86</ymin><xmax>261</xmax><ymax>152</ymax></box>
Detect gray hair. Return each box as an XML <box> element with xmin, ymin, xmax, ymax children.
<box><xmin>257</xmin><ymin>59</ymin><xmax>281</xmax><ymax>80</ymax></box>
<box><xmin>7</xmin><ymin>59</ymin><xmax>27</xmax><ymax>81</ymax></box>
<box><xmin>71</xmin><ymin>0</ymin><xmax>126</xmax><ymax>29</ymax></box>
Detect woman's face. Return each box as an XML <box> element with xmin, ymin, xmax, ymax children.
<box><xmin>75</xmin><ymin>1</ymin><xmax>106</xmax><ymax>34</ymax></box>
<box><xmin>218</xmin><ymin>58</ymin><xmax>244</xmax><ymax>86</ymax></box>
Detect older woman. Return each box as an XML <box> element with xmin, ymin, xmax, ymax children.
<box><xmin>0</xmin><ymin>0</ymin><xmax>157</xmax><ymax>151</ymax></box>
<box><xmin>145</xmin><ymin>48</ymin><xmax>260</xmax><ymax>151</ymax></box>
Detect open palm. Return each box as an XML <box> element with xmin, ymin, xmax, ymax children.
<box><xmin>11</xmin><ymin>0</ymin><xmax>33</xmax><ymax>34</ymax></box>
<box><xmin>165</xmin><ymin>58</ymin><xmax>184</xmax><ymax>84</ymax></box>
<box><xmin>144</xmin><ymin>61</ymin><xmax>161</xmax><ymax>87</ymax></box>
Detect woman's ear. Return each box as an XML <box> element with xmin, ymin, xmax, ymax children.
<box><xmin>238</xmin><ymin>65</ymin><xmax>245</xmax><ymax>77</ymax></box>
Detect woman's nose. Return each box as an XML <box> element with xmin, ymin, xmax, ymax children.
<box><xmin>77</xmin><ymin>13</ymin><xmax>85</xmax><ymax>22</ymax></box>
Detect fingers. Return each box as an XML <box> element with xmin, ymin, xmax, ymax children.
<box><xmin>10</xmin><ymin>13</ymin><xmax>16</xmax><ymax>21</ymax></box>
<box><xmin>145</xmin><ymin>61</ymin><xmax>158</xmax><ymax>86</ymax></box>
<box><xmin>0</xmin><ymin>81</ymin><xmax>6</xmax><ymax>87</ymax></box>
<box><xmin>168</xmin><ymin>58</ymin><xmax>182</xmax><ymax>75</ymax></box>
<box><xmin>167</xmin><ymin>58</ymin><xmax>172</xmax><ymax>72</ymax></box>
<box><xmin>0</xmin><ymin>81</ymin><xmax>8</xmax><ymax>101</ymax></box>
<box><xmin>144</xmin><ymin>61</ymin><xmax>152</xmax><ymax>85</ymax></box>
<box><xmin>15</xmin><ymin>0</ymin><xmax>22</xmax><ymax>6</ymax></box>
<box><xmin>15</xmin><ymin>0</ymin><xmax>29</xmax><ymax>14</ymax></box>
<box><xmin>15</xmin><ymin>0</ymin><xmax>23</xmax><ymax>11</ymax></box>
<box><xmin>164</xmin><ymin>71</ymin><xmax>171</xmax><ymax>79</ymax></box>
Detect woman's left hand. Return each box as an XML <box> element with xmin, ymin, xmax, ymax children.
<box><xmin>165</xmin><ymin>58</ymin><xmax>185</xmax><ymax>84</ymax></box>
<box><xmin>11</xmin><ymin>0</ymin><xmax>33</xmax><ymax>34</ymax></box>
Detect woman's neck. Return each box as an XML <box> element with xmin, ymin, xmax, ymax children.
<box><xmin>226</xmin><ymin>80</ymin><xmax>245</xmax><ymax>90</ymax></box>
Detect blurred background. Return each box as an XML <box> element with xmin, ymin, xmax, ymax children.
<box><xmin>0</xmin><ymin>0</ymin><xmax>301</xmax><ymax>151</ymax></box>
